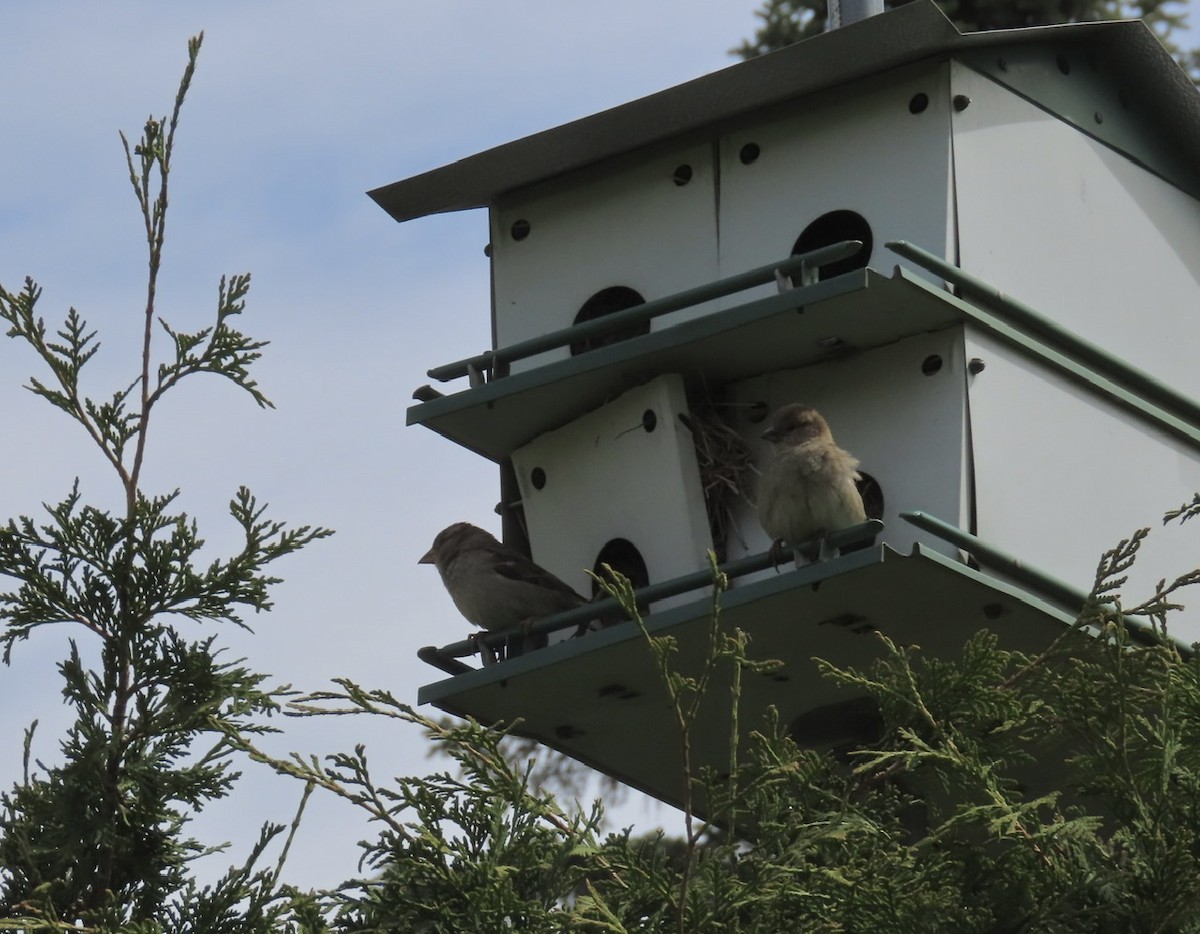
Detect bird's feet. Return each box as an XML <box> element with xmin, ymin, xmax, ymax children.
<box><xmin>768</xmin><ymin>538</ymin><xmax>787</xmax><ymax>572</ymax></box>
<box><xmin>800</xmin><ymin>538</ymin><xmax>822</xmax><ymax>565</ymax></box>
<box><xmin>508</xmin><ymin>618</ymin><xmax>549</xmax><ymax>656</ymax></box>
<box><xmin>470</xmin><ymin>632</ymin><xmax>499</xmax><ymax>667</ymax></box>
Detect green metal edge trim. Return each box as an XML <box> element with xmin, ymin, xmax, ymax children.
<box><xmin>425</xmin><ymin>520</ymin><xmax>885</xmax><ymax>659</ymax></box>
<box><xmin>907</xmin><ymin>540</ymin><xmax>1076</xmax><ymax>626</ymax></box>
<box><xmin>887</xmin><ymin>244</ymin><xmax>1200</xmax><ymax>450</ymax></box>
<box><xmin>429</xmin><ymin>242</ymin><xmax>862</xmax><ymax>382</ymax></box>
<box><xmin>415</xmin><ymin>540</ymin><xmax>1100</xmax><ymax>706</ymax></box>
<box><xmin>903</xmin><ymin>510</ymin><xmax>1193</xmax><ymax>655</ymax></box>
<box><xmin>406</xmin><ymin>267</ymin><xmax>872</xmax><ymax>428</ymax></box>
<box><xmin>416</xmin><ymin>542</ymin><xmax>888</xmax><ymax>707</ymax></box>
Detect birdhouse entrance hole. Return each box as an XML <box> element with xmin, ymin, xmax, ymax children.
<box><xmin>570</xmin><ymin>286</ymin><xmax>649</xmax><ymax>356</ymax></box>
<box><xmin>791</xmin><ymin>210</ymin><xmax>873</xmax><ymax>283</ymax></box>
<box><xmin>857</xmin><ymin>471</ymin><xmax>885</xmax><ymax>521</ymax></box>
<box><xmin>591</xmin><ymin>538</ymin><xmax>650</xmax><ymax>605</ymax></box>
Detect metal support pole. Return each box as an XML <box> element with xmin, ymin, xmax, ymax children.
<box><xmin>829</xmin><ymin>0</ymin><xmax>885</xmax><ymax>30</ymax></box>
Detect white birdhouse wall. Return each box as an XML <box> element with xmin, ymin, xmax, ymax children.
<box><xmin>490</xmin><ymin>144</ymin><xmax>719</xmax><ymax>375</ymax></box>
<box><xmin>950</xmin><ymin>59</ymin><xmax>1200</xmax><ymax>401</ymax></box>
<box><xmin>511</xmin><ymin>373</ymin><xmax>713</xmax><ymax>626</ymax></box>
<box><xmin>716</xmin><ymin>61</ymin><xmax>956</xmax><ymax>297</ymax></box>
<box><xmin>965</xmin><ymin>326</ymin><xmax>1200</xmax><ymax>635</ymax></box>
<box><xmin>723</xmin><ymin>327</ymin><xmax>972</xmax><ymax>574</ymax></box>
<box><xmin>488</xmin><ymin>62</ymin><xmax>963</xmax><ymax>377</ymax></box>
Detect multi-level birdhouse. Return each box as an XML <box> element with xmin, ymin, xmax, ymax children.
<box><xmin>373</xmin><ymin>1</ymin><xmax>1200</xmax><ymax>810</ymax></box>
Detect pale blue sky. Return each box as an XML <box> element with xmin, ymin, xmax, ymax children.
<box><xmin>0</xmin><ymin>1</ymin><xmax>761</xmax><ymax>891</ymax></box>
<box><xmin>1</xmin><ymin>0</ymin><xmax>1197</xmax><ymax>893</ymax></box>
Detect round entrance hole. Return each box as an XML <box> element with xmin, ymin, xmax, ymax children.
<box><xmin>791</xmin><ymin>210</ymin><xmax>873</xmax><ymax>285</ymax></box>
<box><xmin>570</xmin><ymin>286</ymin><xmax>648</xmax><ymax>356</ymax></box>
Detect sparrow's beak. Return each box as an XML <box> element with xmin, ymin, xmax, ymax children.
<box><xmin>761</xmin><ymin>426</ymin><xmax>781</xmax><ymax>442</ymax></box>
<box><xmin>418</xmin><ymin>549</ymin><xmax>435</xmax><ymax>565</ymax></box>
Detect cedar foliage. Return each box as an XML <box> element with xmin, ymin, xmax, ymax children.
<box><xmin>0</xmin><ymin>35</ymin><xmax>331</xmax><ymax>931</ymax></box>
<box><xmin>251</xmin><ymin>525</ymin><xmax>1200</xmax><ymax>931</ymax></box>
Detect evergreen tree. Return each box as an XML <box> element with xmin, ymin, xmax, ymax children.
<box><xmin>733</xmin><ymin>0</ymin><xmax>1195</xmax><ymax>74</ymax></box>
<box><xmin>0</xmin><ymin>34</ymin><xmax>331</xmax><ymax>930</ymax></box>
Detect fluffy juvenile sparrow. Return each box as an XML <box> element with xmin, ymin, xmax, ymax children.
<box><xmin>419</xmin><ymin>522</ymin><xmax>587</xmax><ymax>633</ymax></box>
<box><xmin>756</xmin><ymin>403</ymin><xmax>866</xmax><ymax>562</ymax></box>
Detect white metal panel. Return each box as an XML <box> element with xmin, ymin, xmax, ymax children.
<box><xmin>511</xmin><ymin>373</ymin><xmax>713</xmax><ymax>621</ymax></box>
<box><xmin>717</xmin><ymin>61</ymin><xmax>956</xmax><ymax>299</ymax></box>
<box><xmin>966</xmin><ymin>327</ymin><xmax>1200</xmax><ymax>644</ymax></box>
<box><xmin>490</xmin><ymin>145</ymin><xmax>718</xmax><ymax>373</ymax></box>
<box><xmin>951</xmin><ymin>59</ymin><xmax>1200</xmax><ymax>401</ymax></box>
<box><xmin>724</xmin><ymin>327</ymin><xmax>971</xmax><ymax>577</ymax></box>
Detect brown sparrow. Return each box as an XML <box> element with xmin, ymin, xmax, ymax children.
<box><xmin>756</xmin><ymin>403</ymin><xmax>866</xmax><ymax>562</ymax></box>
<box><xmin>420</xmin><ymin>522</ymin><xmax>586</xmax><ymax>637</ymax></box>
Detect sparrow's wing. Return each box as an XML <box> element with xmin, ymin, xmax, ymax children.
<box><xmin>490</xmin><ymin>551</ymin><xmax>586</xmax><ymax>603</ymax></box>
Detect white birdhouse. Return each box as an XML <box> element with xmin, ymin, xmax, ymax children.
<box><xmin>375</xmin><ymin>1</ymin><xmax>1200</xmax><ymax>812</ymax></box>
<box><xmin>511</xmin><ymin>373</ymin><xmax>713</xmax><ymax>622</ymax></box>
